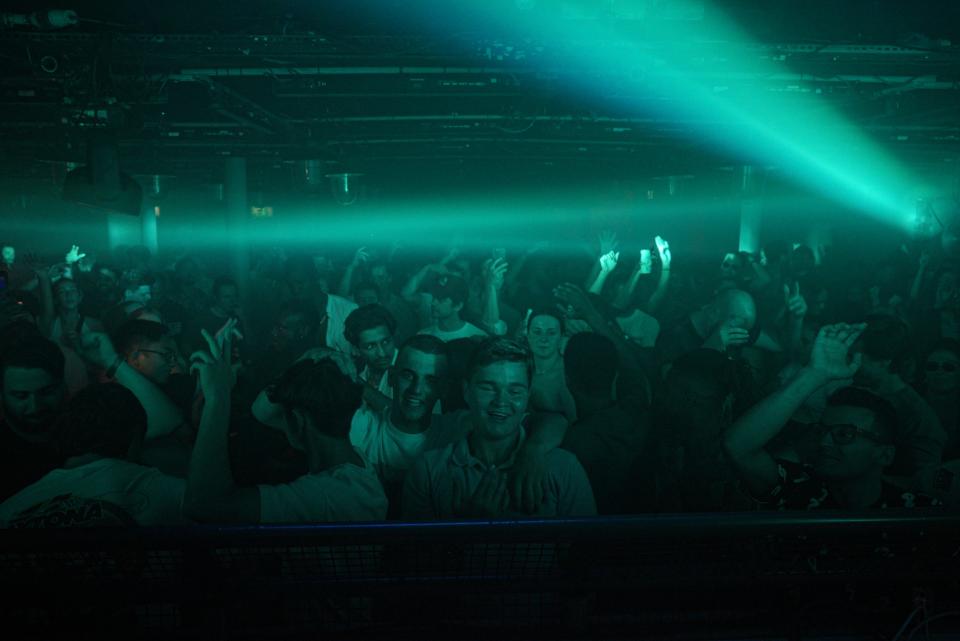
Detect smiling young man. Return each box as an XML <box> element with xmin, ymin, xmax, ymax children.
<box><xmin>402</xmin><ymin>337</ymin><xmax>595</xmax><ymax>520</ymax></box>
<box><xmin>724</xmin><ymin>323</ymin><xmax>940</xmax><ymax>510</ymax></box>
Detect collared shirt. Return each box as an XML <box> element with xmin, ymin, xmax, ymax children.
<box><xmin>401</xmin><ymin>428</ymin><xmax>597</xmax><ymax>520</ymax></box>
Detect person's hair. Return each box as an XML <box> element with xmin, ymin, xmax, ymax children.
<box><xmin>0</xmin><ymin>336</ymin><xmax>65</xmax><ymax>383</ymax></box>
<box><xmin>53</xmin><ymin>383</ymin><xmax>147</xmax><ymax>459</ymax></box>
<box><xmin>52</xmin><ymin>277</ymin><xmax>80</xmax><ymax>294</ymax></box>
<box><xmin>399</xmin><ymin>334</ymin><xmax>448</xmax><ymax>359</ymax></box>
<box><xmin>268</xmin><ymin>359</ymin><xmax>364</xmax><ymax>439</ymax></box>
<box><xmin>352</xmin><ymin>279</ymin><xmax>380</xmax><ymax>295</ymax></box>
<box><xmin>857</xmin><ymin>313</ymin><xmax>910</xmax><ymax>365</ymax></box>
<box><xmin>212</xmin><ymin>276</ymin><xmax>238</xmax><ymax>299</ymax></box>
<box><xmin>465</xmin><ymin>337</ymin><xmax>533</xmax><ymax>384</ymax></box>
<box><xmin>925</xmin><ymin>338</ymin><xmax>960</xmax><ymax>362</ymax></box>
<box><xmin>526</xmin><ymin>308</ymin><xmax>565</xmax><ymax>334</ymax></box>
<box><xmin>825</xmin><ymin>386</ymin><xmax>898</xmax><ymax>445</ymax></box>
<box><xmin>344</xmin><ymin>304</ymin><xmax>397</xmax><ymax>348</ymax></box>
<box><xmin>564</xmin><ymin>332</ymin><xmax>618</xmax><ymax>398</ymax></box>
<box><xmin>278</xmin><ymin>299</ymin><xmax>322</xmax><ymax>329</ymax></box>
<box><xmin>112</xmin><ymin>320</ymin><xmax>170</xmax><ymax>357</ymax></box>
<box><xmin>431</xmin><ymin>275</ymin><xmax>469</xmax><ymax>307</ymax></box>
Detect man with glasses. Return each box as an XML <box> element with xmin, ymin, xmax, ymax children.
<box><xmin>724</xmin><ymin>323</ymin><xmax>939</xmax><ymax>509</ymax></box>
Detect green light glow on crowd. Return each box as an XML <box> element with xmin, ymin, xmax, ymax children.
<box><xmin>397</xmin><ymin>1</ymin><xmax>916</xmax><ymax>228</ymax></box>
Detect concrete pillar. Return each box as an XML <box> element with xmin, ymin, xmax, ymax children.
<box><xmin>738</xmin><ymin>165</ymin><xmax>763</xmax><ymax>254</ymax></box>
<box><xmin>224</xmin><ymin>157</ymin><xmax>250</xmax><ymax>296</ymax></box>
<box><xmin>141</xmin><ymin>204</ymin><xmax>159</xmax><ymax>255</ymax></box>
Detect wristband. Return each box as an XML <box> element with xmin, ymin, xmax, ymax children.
<box><xmin>106</xmin><ymin>355</ymin><xmax>124</xmax><ymax>379</ymax></box>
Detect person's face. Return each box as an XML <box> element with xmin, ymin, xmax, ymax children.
<box><xmin>390</xmin><ymin>348</ymin><xmax>446</xmax><ymax>425</ymax></box>
<box><xmin>55</xmin><ymin>281</ymin><xmax>82</xmax><ymax>311</ymax></box>
<box><xmin>1</xmin><ymin>367</ymin><xmax>65</xmax><ymax>437</ymax></box>
<box><xmin>658</xmin><ymin>374</ymin><xmax>728</xmax><ymax>440</ymax></box>
<box><xmin>370</xmin><ymin>265</ymin><xmax>391</xmax><ymax>291</ymax></box>
<box><xmin>130</xmin><ymin>338</ymin><xmax>177</xmax><ymax>385</ymax></box>
<box><xmin>723</xmin><ymin>298</ymin><xmax>756</xmax><ymax>331</ymax></box>
<box><xmin>924</xmin><ymin>349</ymin><xmax>960</xmax><ymax>395</ymax></box>
<box><xmin>527</xmin><ymin>315</ymin><xmax>561</xmax><ymax>359</ymax></box>
<box><xmin>720</xmin><ymin>254</ymin><xmax>741</xmax><ymax>279</ymax></box>
<box><xmin>464</xmin><ymin>361</ymin><xmax>530</xmax><ymax>443</ymax></box>
<box><xmin>356</xmin><ymin>325</ymin><xmax>395</xmax><ymax>372</ymax></box>
<box><xmin>1</xmin><ymin>246</ymin><xmax>14</xmax><ymax>265</ymax></box>
<box><xmin>355</xmin><ymin>287</ymin><xmax>379</xmax><ymax>307</ymax></box>
<box><xmin>216</xmin><ymin>285</ymin><xmax>240</xmax><ymax>312</ymax></box>
<box><xmin>271</xmin><ymin>313</ymin><xmax>309</xmax><ymax>351</ymax></box>
<box><xmin>810</xmin><ymin>405</ymin><xmax>893</xmax><ymax>481</ymax></box>
<box><xmin>431</xmin><ymin>296</ymin><xmax>461</xmax><ymax>321</ymax></box>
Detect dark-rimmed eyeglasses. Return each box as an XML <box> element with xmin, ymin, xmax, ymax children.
<box><xmin>814</xmin><ymin>422</ymin><xmax>886</xmax><ymax>446</ymax></box>
<box><xmin>138</xmin><ymin>349</ymin><xmax>176</xmax><ymax>363</ymax></box>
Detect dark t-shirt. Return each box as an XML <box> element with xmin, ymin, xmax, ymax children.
<box><xmin>562</xmin><ymin>404</ymin><xmax>654</xmax><ymax>514</ymax></box>
<box><xmin>765</xmin><ymin>459</ymin><xmax>941</xmax><ymax>510</ymax></box>
<box><xmin>0</xmin><ymin>420</ymin><xmax>62</xmax><ymax>503</ymax></box>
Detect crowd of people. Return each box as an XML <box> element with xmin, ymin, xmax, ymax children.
<box><xmin>1</xmin><ymin>223</ymin><xmax>958</xmax><ymax>526</ymax></box>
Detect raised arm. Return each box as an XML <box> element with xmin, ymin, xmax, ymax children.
<box><xmin>337</xmin><ymin>246</ymin><xmax>370</xmax><ymax>298</ymax></box>
<box><xmin>723</xmin><ymin>323</ymin><xmax>865</xmax><ymax>497</ymax></box>
<box><xmin>183</xmin><ymin>321</ymin><xmax>260</xmax><ymax>523</ymax></box>
<box><xmin>78</xmin><ymin>332</ymin><xmax>186</xmax><ymax>440</ymax></box>
<box><xmin>479</xmin><ymin>257</ymin><xmax>509</xmax><ymax>336</ymax></box>
<box><xmin>645</xmin><ymin>236</ymin><xmax>673</xmax><ymax>314</ymax></box>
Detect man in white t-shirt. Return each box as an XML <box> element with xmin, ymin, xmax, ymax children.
<box><xmin>402</xmin><ymin>338</ymin><xmax>596</xmax><ymax>520</ymax></box>
<box><xmin>417</xmin><ymin>275</ymin><xmax>488</xmax><ymax>343</ymax></box>
<box><xmin>0</xmin><ymin>383</ymin><xmax>186</xmax><ymax>527</ymax></box>
<box><xmin>185</xmin><ymin>321</ymin><xmax>386</xmax><ymax>524</ymax></box>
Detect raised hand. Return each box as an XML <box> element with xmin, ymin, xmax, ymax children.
<box><xmin>297</xmin><ymin>347</ymin><xmax>359</xmax><ymax>382</ymax></box>
<box><xmin>351</xmin><ymin>246</ymin><xmax>371</xmax><ymax>267</ymax></box>
<box><xmin>598</xmin><ymin>230</ymin><xmax>619</xmax><ymax>256</ymax></box>
<box><xmin>654</xmin><ymin>235</ymin><xmax>672</xmax><ymax>269</ymax></box>
<box><xmin>190</xmin><ymin>327</ymin><xmax>235</xmax><ymax>399</ymax></box>
<box><xmin>637</xmin><ymin>249</ymin><xmax>653</xmax><ymax>275</ymax></box>
<box><xmin>808</xmin><ymin>323</ymin><xmax>866</xmax><ymax>381</ymax></box>
<box><xmin>598</xmin><ymin>250</ymin><xmax>620</xmax><ymax>273</ymax></box>
<box><xmin>452</xmin><ymin>468</ymin><xmax>509</xmax><ymax>518</ymax></box>
<box><xmin>553</xmin><ymin>282</ymin><xmax>596</xmax><ymax>320</ymax></box>
<box><xmin>64</xmin><ymin>245</ymin><xmax>86</xmax><ymax>265</ymax></box>
<box><xmin>483</xmin><ymin>257</ymin><xmax>509</xmax><ymax>289</ymax></box>
<box><xmin>783</xmin><ymin>282</ymin><xmax>808</xmax><ymax>319</ymax></box>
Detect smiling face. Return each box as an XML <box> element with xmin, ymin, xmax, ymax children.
<box><xmin>810</xmin><ymin>405</ymin><xmax>894</xmax><ymax>482</ymax></box>
<box><xmin>464</xmin><ymin>360</ymin><xmax>530</xmax><ymax>443</ymax></box>
<box><xmin>527</xmin><ymin>314</ymin><xmax>562</xmax><ymax>360</ymax></box>
<box><xmin>390</xmin><ymin>347</ymin><xmax>446</xmax><ymax>427</ymax></box>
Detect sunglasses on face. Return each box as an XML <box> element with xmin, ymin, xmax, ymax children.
<box><xmin>814</xmin><ymin>422</ymin><xmax>886</xmax><ymax>446</ymax></box>
<box><xmin>925</xmin><ymin>361</ymin><xmax>959</xmax><ymax>373</ymax></box>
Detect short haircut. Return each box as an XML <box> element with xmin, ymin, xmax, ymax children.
<box><xmin>53</xmin><ymin>383</ymin><xmax>147</xmax><ymax>459</ymax></box>
<box><xmin>52</xmin><ymin>277</ymin><xmax>80</xmax><ymax>294</ymax></box>
<box><xmin>857</xmin><ymin>313</ymin><xmax>909</xmax><ymax>364</ymax></box>
<box><xmin>429</xmin><ymin>275</ymin><xmax>469</xmax><ymax>307</ymax></box>
<box><xmin>0</xmin><ymin>336</ymin><xmax>65</xmax><ymax>383</ymax></box>
<box><xmin>465</xmin><ymin>337</ymin><xmax>533</xmax><ymax>384</ymax></box>
<box><xmin>564</xmin><ymin>332</ymin><xmax>618</xmax><ymax>397</ymax></box>
<box><xmin>344</xmin><ymin>304</ymin><xmax>397</xmax><ymax>348</ymax></box>
<box><xmin>212</xmin><ymin>276</ymin><xmax>238</xmax><ymax>298</ymax></box>
<box><xmin>526</xmin><ymin>308</ymin><xmax>565</xmax><ymax>334</ymax></box>
<box><xmin>826</xmin><ymin>386</ymin><xmax>899</xmax><ymax>445</ymax></box>
<box><xmin>399</xmin><ymin>334</ymin><xmax>449</xmax><ymax>360</ymax></box>
<box><xmin>278</xmin><ymin>299</ymin><xmax>322</xmax><ymax>329</ymax></box>
<box><xmin>112</xmin><ymin>320</ymin><xmax>170</xmax><ymax>357</ymax></box>
<box><xmin>268</xmin><ymin>359</ymin><xmax>364</xmax><ymax>439</ymax></box>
